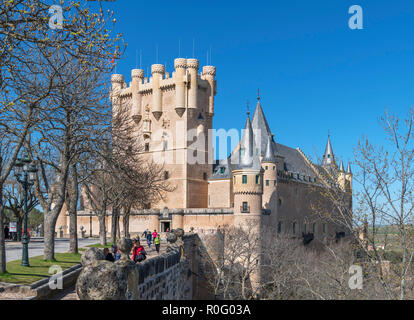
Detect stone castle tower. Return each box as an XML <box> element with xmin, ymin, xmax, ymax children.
<box><xmin>232</xmin><ymin>111</ymin><xmax>264</xmax><ymax>231</ymax></box>
<box><xmin>110</xmin><ymin>58</ymin><xmax>217</xmax><ymax>209</ymax></box>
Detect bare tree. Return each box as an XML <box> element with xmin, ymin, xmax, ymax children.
<box><xmin>83</xmin><ymin>100</ymin><xmax>173</xmax><ymax>245</ymax></box>
<box><xmin>3</xmin><ymin>180</ymin><xmax>39</xmax><ymax>241</ymax></box>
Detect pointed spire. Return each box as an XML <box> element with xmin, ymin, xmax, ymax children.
<box><xmin>322</xmin><ymin>134</ymin><xmax>335</xmax><ymax>166</ymax></box>
<box><xmin>339</xmin><ymin>159</ymin><xmax>344</xmax><ymax>172</ymax></box>
<box><xmin>262</xmin><ymin>135</ymin><xmax>276</xmax><ymax>163</ymax></box>
<box><xmin>251</xmin><ymin>92</ymin><xmax>272</xmax><ymax>156</ymax></box>
<box><xmin>239</xmin><ymin>111</ymin><xmax>254</xmax><ymax>168</ymax></box>
<box><xmin>347</xmin><ymin>162</ymin><xmax>352</xmax><ymax>175</ymax></box>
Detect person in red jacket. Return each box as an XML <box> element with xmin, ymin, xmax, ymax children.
<box><xmin>152</xmin><ymin>230</ymin><xmax>158</xmax><ymax>245</ymax></box>
<box><xmin>131</xmin><ymin>239</ymin><xmax>146</xmax><ymax>263</ymax></box>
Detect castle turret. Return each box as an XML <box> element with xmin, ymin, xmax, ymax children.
<box><xmin>233</xmin><ymin>111</ymin><xmax>263</xmax><ymax>229</ymax></box>
<box><xmin>111</xmin><ymin>74</ymin><xmax>124</xmax><ymax>113</ymax></box>
<box><xmin>345</xmin><ymin>162</ymin><xmax>353</xmax><ymax>192</ymax></box>
<box><xmin>262</xmin><ymin>135</ymin><xmax>277</xmax><ymax>211</ymax></box>
<box><xmin>131</xmin><ymin>69</ymin><xmax>144</xmax><ymax>123</ymax></box>
<box><xmin>111</xmin><ymin>74</ymin><xmax>124</xmax><ymax>93</ymax></box>
<box><xmin>322</xmin><ymin>135</ymin><xmax>336</xmax><ymax>168</ymax></box>
<box><xmin>202</xmin><ymin>66</ymin><xmax>216</xmax><ymax>115</ymax></box>
<box><xmin>151</xmin><ymin>64</ymin><xmax>165</xmax><ymax>120</ymax></box>
<box><xmin>187</xmin><ymin>59</ymin><xmax>199</xmax><ymax>111</ymax></box>
<box><xmin>173</xmin><ymin>58</ymin><xmax>187</xmax><ymax>117</ymax></box>
<box><xmin>338</xmin><ymin>159</ymin><xmax>346</xmax><ymax>191</ymax></box>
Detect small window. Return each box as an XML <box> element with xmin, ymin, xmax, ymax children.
<box><xmin>322</xmin><ymin>223</ymin><xmax>327</xmax><ymax>234</ymax></box>
<box><xmin>274</xmin><ymin>180</ymin><xmax>276</xmax><ymax>186</ymax></box>
<box><xmin>273</xmin><ymin>166</ymin><xmax>276</xmax><ymax>170</ymax></box>
<box><xmin>203</xmin><ymin>172</ymin><xmax>207</xmax><ymax>180</ymax></box>
<box><xmin>255</xmin><ymin>175</ymin><xmax>260</xmax><ymax>184</ymax></box>
<box><xmin>240</xmin><ymin>148</ymin><xmax>245</xmax><ymax>157</ymax></box>
<box><xmin>220</xmin><ymin>167</ymin><xmax>225</xmax><ymax>174</ymax></box>
<box><xmin>304</xmin><ymin>223</ymin><xmax>307</xmax><ymax>233</ymax></box>
<box><xmin>279</xmin><ymin>198</ymin><xmax>282</xmax><ymax>206</ymax></box>
<box><xmin>242</xmin><ymin>202</ymin><xmax>249</xmax><ymax>212</ymax></box>
<box><xmin>266</xmin><ymin>180</ymin><xmax>269</xmax><ymax>186</ymax></box>
<box><xmin>265</xmin><ymin>166</ymin><xmax>268</xmax><ymax>170</ymax></box>
<box><xmin>145</xmin><ymin>143</ymin><xmax>150</xmax><ymax>152</ymax></box>
<box><xmin>312</xmin><ymin>223</ymin><xmax>316</xmax><ymax>234</ymax></box>
<box><xmin>164</xmin><ymin>171</ymin><xmax>169</xmax><ymax>180</ymax></box>
<box><xmin>278</xmin><ymin>221</ymin><xmax>282</xmax><ymax>234</ymax></box>
<box><xmin>242</xmin><ymin>175</ymin><xmax>247</xmax><ymax>184</ymax></box>
<box><xmin>292</xmin><ymin>222</ymin><xmax>297</xmax><ymax>235</ymax></box>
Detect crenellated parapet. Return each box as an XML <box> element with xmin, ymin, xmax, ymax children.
<box><xmin>202</xmin><ymin>66</ymin><xmax>216</xmax><ymax>115</ymax></box>
<box><xmin>109</xmin><ymin>57</ymin><xmax>217</xmax><ymax>154</ymax></box>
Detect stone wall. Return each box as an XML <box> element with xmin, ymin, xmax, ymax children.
<box><xmin>136</xmin><ymin>233</ymin><xmax>214</xmax><ymax>300</ymax></box>
<box><xmin>76</xmin><ymin>233</ymin><xmax>216</xmax><ymax>300</ymax></box>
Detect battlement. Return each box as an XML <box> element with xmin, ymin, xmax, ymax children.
<box><xmin>111</xmin><ymin>58</ymin><xmax>217</xmax><ymax>119</ymax></box>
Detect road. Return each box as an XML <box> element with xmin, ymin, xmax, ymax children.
<box><xmin>5</xmin><ymin>238</ymin><xmax>99</xmax><ymax>262</ymax></box>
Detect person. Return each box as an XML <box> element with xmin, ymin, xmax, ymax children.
<box><xmin>154</xmin><ymin>234</ymin><xmax>161</xmax><ymax>254</ymax></box>
<box><xmin>132</xmin><ymin>239</ymin><xmax>147</xmax><ymax>263</ymax></box>
<box><xmin>112</xmin><ymin>245</ymin><xmax>120</xmax><ymax>261</ymax></box>
<box><xmin>146</xmin><ymin>231</ymin><xmax>152</xmax><ymax>248</ymax></box>
<box><xmin>35</xmin><ymin>226</ymin><xmax>39</xmax><ymax>237</ymax></box>
<box><xmin>103</xmin><ymin>248</ymin><xmax>115</xmax><ymax>262</ymax></box>
<box><xmin>142</xmin><ymin>229</ymin><xmax>148</xmax><ymax>240</ymax></box>
<box><xmin>152</xmin><ymin>229</ymin><xmax>158</xmax><ymax>244</ymax></box>
<box><xmin>166</xmin><ymin>228</ymin><xmax>170</xmax><ymax>233</ymax></box>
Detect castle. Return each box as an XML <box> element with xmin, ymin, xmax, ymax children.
<box><xmin>56</xmin><ymin>57</ymin><xmax>352</xmax><ymax>243</ymax></box>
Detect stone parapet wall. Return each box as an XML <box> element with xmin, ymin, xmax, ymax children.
<box><xmin>76</xmin><ymin>233</ymin><xmax>212</xmax><ymax>300</ymax></box>
<box><xmin>136</xmin><ymin>250</ymin><xmax>183</xmax><ymax>300</ymax></box>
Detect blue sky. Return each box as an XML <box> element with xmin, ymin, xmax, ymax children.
<box><xmin>101</xmin><ymin>0</ymin><xmax>414</xmax><ymax>164</ymax></box>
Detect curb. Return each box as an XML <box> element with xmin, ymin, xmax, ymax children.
<box><xmin>0</xmin><ymin>264</ymin><xmax>82</xmax><ymax>300</ymax></box>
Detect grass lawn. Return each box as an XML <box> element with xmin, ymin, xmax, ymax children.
<box><xmin>0</xmin><ymin>252</ymin><xmax>82</xmax><ymax>286</ymax></box>
<box><xmin>86</xmin><ymin>242</ymin><xmax>114</xmax><ymax>249</ymax></box>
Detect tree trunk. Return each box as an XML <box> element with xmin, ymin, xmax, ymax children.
<box><xmin>111</xmin><ymin>207</ymin><xmax>119</xmax><ymax>245</ymax></box>
<box><xmin>123</xmin><ymin>209</ymin><xmax>130</xmax><ymax>238</ymax></box>
<box><xmin>68</xmin><ymin>165</ymin><xmax>79</xmax><ymax>254</ymax></box>
<box><xmin>0</xmin><ymin>185</ymin><xmax>6</xmax><ymax>273</ymax></box>
<box><xmin>117</xmin><ymin>216</ymin><xmax>121</xmax><ymax>239</ymax></box>
<box><xmin>69</xmin><ymin>209</ymin><xmax>78</xmax><ymax>254</ymax></box>
<box><xmin>43</xmin><ymin>213</ymin><xmax>57</xmax><ymax>261</ymax></box>
<box><xmin>98</xmin><ymin>214</ymin><xmax>106</xmax><ymax>246</ymax></box>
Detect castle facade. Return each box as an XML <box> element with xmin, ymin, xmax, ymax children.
<box><xmin>56</xmin><ymin>57</ymin><xmax>352</xmax><ymax>243</ymax></box>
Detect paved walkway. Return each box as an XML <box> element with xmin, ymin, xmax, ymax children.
<box><xmin>5</xmin><ymin>238</ymin><xmax>99</xmax><ymax>262</ymax></box>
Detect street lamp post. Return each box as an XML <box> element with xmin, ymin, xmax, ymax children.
<box><xmin>90</xmin><ymin>212</ymin><xmax>93</xmax><ymax>238</ymax></box>
<box><xmin>14</xmin><ymin>154</ymin><xmax>38</xmax><ymax>267</ymax></box>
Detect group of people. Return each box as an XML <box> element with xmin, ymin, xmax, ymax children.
<box><xmin>142</xmin><ymin>229</ymin><xmax>162</xmax><ymax>253</ymax></box>
<box><xmin>103</xmin><ymin>245</ymin><xmax>120</xmax><ymax>262</ymax></box>
<box><xmin>102</xmin><ymin>229</ymin><xmax>163</xmax><ymax>265</ymax></box>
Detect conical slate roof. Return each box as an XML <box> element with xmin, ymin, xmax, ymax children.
<box><xmin>322</xmin><ymin>136</ymin><xmax>335</xmax><ymax>166</ymax></box>
<box><xmin>226</xmin><ymin>94</ymin><xmax>318</xmax><ymax>179</ymax></box>
<box><xmin>347</xmin><ymin>162</ymin><xmax>352</xmax><ymax>174</ymax></box>
<box><xmin>251</xmin><ymin>98</ymin><xmax>274</xmax><ymax>156</ymax></box>
<box><xmin>234</xmin><ymin>112</ymin><xmax>262</xmax><ymax>171</ymax></box>
<box><xmin>339</xmin><ymin>160</ymin><xmax>344</xmax><ymax>172</ymax></box>
<box><xmin>262</xmin><ymin>135</ymin><xmax>276</xmax><ymax>163</ymax></box>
